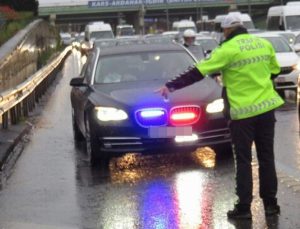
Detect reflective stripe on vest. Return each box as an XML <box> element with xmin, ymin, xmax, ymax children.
<box><xmin>230</xmin><ymin>96</ymin><xmax>282</xmax><ymax>120</ymax></box>
<box><xmin>228</xmin><ymin>55</ymin><xmax>271</xmax><ymax>68</ymax></box>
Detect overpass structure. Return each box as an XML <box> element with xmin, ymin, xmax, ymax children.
<box><xmin>38</xmin><ymin>0</ymin><xmax>276</xmax><ymax>33</ymax></box>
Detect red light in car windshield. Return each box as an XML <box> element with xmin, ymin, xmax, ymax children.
<box><xmin>170</xmin><ymin>106</ymin><xmax>201</xmax><ymax>126</ymax></box>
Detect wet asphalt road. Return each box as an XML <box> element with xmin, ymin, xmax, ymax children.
<box><xmin>0</xmin><ymin>50</ymin><xmax>299</xmax><ymax>229</ymax></box>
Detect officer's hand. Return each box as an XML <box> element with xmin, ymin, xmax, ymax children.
<box><xmin>154</xmin><ymin>86</ymin><xmax>170</xmax><ymax>100</ymax></box>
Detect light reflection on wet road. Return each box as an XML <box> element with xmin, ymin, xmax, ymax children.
<box><xmin>0</xmin><ymin>50</ymin><xmax>299</xmax><ymax>229</ymax></box>
<box><xmin>274</xmin><ymin>102</ymin><xmax>300</xmax><ymax>179</ymax></box>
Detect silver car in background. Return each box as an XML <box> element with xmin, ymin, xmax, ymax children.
<box><xmin>256</xmin><ymin>32</ymin><xmax>300</xmax><ymax>97</ymax></box>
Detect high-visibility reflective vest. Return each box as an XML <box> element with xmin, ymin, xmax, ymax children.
<box><xmin>196</xmin><ymin>33</ymin><xmax>284</xmax><ymax>120</ymax></box>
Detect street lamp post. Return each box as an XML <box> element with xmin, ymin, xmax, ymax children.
<box><xmin>139</xmin><ymin>4</ymin><xmax>145</xmax><ymax>35</ymax></box>
<box><xmin>166</xmin><ymin>8</ymin><xmax>169</xmax><ymax>31</ymax></box>
<box><xmin>248</xmin><ymin>0</ymin><xmax>252</xmax><ymax>16</ymax></box>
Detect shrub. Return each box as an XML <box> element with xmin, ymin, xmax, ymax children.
<box><xmin>0</xmin><ymin>7</ymin><xmax>34</xmax><ymax>46</ymax></box>
<box><xmin>0</xmin><ymin>6</ymin><xmax>20</xmax><ymax>20</ymax></box>
<box><xmin>0</xmin><ymin>0</ymin><xmax>38</xmax><ymax>15</ymax></box>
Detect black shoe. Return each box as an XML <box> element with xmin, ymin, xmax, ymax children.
<box><xmin>265</xmin><ymin>205</ymin><xmax>280</xmax><ymax>216</ymax></box>
<box><xmin>227</xmin><ymin>204</ymin><xmax>252</xmax><ymax>219</ymax></box>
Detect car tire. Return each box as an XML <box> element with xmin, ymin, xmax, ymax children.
<box><xmin>85</xmin><ymin>117</ymin><xmax>109</xmax><ymax>168</ymax></box>
<box><xmin>72</xmin><ymin>108</ymin><xmax>84</xmax><ymax>144</ymax></box>
<box><xmin>211</xmin><ymin>142</ymin><xmax>233</xmax><ymax>160</ymax></box>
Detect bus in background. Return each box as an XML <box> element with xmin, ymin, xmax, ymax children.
<box><xmin>267</xmin><ymin>4</ymin><xmax>300</xmax><ymax>31</ymax></box>
<box><xmin>196</xmin><ymin>18</ymin><xmax>215</xmax><ymax>33</ymax></box>
<box><xmin>116</xmin><ymin>24</ymin><xmax>135</xmax><ymax>37</ymax></box>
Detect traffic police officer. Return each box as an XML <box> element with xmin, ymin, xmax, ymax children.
<box><xmin>183</xmin><ymin>29</ymin><xmax>196</xmax><ymax>48</ymax></box>
<box><xmin>156</xmin><ymin>13</ymin><xmax>283</xmax><ymax>219</ymax></box>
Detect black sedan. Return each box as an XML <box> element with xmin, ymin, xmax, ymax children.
<box><xmin>70</xmin><ymin>42</ymin><xmax>231</xmax><ymax>166</ymax></box>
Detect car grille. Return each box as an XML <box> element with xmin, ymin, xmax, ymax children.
<box><xmin>280</xmin><ymin>66</ymin><xmax>293</xmax><ymax>75</ymax></box>
<box><xmin>135</xmin><ymin>108</ymin><xmax>168</xmax><ymax>127</ymax></box>
<box><xmin>169</xmin><ymin>105</ymin><xmax>201</xmax><ymax>126</ymax></box>
<box><xmin>135</xmin><ymin>106</ymin><xmax>202</xmax><ymax>127</ymax></box>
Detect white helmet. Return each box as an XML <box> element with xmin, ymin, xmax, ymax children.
<box><xmin>183</xmin><ymin>29</ymin><xmax>196</xmax><ymax>37</ymax></box>
<box><xmin>221</xmin><ymin>13</ymin><xmax>243</xmax><ymax>29</ymax></box>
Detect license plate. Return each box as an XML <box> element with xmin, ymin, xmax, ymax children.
<box><xmin>148</xmin><ymin>126</ymin><xmax>192</xmax><ymax>138</ymax></box>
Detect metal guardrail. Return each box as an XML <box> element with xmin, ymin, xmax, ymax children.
<box><xmin>0</xmin><ymin>46</ymin><xmax>72</xmax><ymax>129</ymax></box>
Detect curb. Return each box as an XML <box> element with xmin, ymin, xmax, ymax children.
<box><xmin>0</xmin><ymin>121</ymin><xmax>33</xmax><ymax>188</ymax></box>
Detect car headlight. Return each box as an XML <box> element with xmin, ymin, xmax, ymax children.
<box><xmin>95</xmin><ymin>107</ymin><xmax>128</xmax><ymax>121</ymax></box>
<box><xmin>292</xmin><ymin>63</ymin><xmax>300</xmax><ymax>71</ymax></box>
<box><xmin>206</xmin><ymin>99</ymin><xmax>224</xmax><ymax>113</ymax></box>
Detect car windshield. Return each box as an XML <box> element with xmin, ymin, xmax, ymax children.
<box><xmin>286</xmin><ymin>15</ymin><xmax>300</xmax><ymax>30</ymax></box>
<box><xmin>195</xmin><ymin>38</ymin><xmax>218</xmax><ymax>51</ymax></box>
<box><xmin>262</xmin><ymin>36</ymin><xmax>293</xmax><ymax>53</ymax></box>
<box><xmin>186</xmin><ymin>45</ymin><xmax>206</xmax><ymax>60</ymax></box>
<box><xmin>94</xmin><ymin>50</ymin><xmax>195</xmax><ymax>84</ymax></box>
<box><xmin>93</xmin><ymin>39</ymin><xmax>117</xmax><ymax>48</ymax></box>
<box><xmin>118</xmin><ymin>28</ymin><xmax>134</xmax><ymax>36</ymax></box>
<box><xmin>90</xmin><ymin>31</ymin><xmax>114</xmax><ymax>39</ymax></box>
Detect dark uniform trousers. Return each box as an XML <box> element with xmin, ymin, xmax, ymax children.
<box><xmin>229</xmin><ymin>109</ymin><xmax>278</xmax><ymax>206</ymax></box>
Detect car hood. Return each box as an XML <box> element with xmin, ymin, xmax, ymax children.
<box><xmin>276</xmin><ymin>52</ymin><xmax>299</xmax><ymax>66</ymax></box>
<box><xmin>90</xmin><ymin>77</ymin><xmax>222</xmax><ymax>108</ymax></box>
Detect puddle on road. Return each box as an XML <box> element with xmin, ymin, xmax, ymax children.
<box><xmin>107</xmin><ymin>147</ymin><xmax>216</xmax><ymax>184</ymax></box>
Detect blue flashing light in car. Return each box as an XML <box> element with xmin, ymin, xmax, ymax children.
<box><xmin>135</xmin><ymin>108</ymin><xmax>167</xmax><ymax>127</ymax></box>
<box><xmin>140</xmin><ymin>110</ymin><xmax>165</xmax><ymax>118</ymax></box>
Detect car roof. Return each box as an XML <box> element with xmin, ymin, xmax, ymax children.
<box><xmin>254</xmin><ymin>32</ymin><xmax>283</xmax><ymax>38</ymax></box>
<box><xmin>162</xmin><ymin>31</ymin><xmax>179</xmax><ymax>35</ymax></box>
<box><xmin>97</xmin><ymin>42</ymin><xmax>185</xmax><ymax>56</ymax></box>
<box><xmin>195</xmin><ymin>35</ymin><xmax>215</xmax><ymax>40</ymax></box>
<box><xmin>260</xmin><ymin>31</ymin><xmax>295</xmax><ymax>35</ymax></box>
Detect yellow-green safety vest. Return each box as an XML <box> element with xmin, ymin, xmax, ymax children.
<box><xmin>196</xmin><ymin>33</ymin><xmax>284</xmax><ymax>120</ymax></box>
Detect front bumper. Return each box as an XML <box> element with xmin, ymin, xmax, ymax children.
<box><xmin>275</xmin><ymin>69</ymin><xmax>299</xmax><ymax>91</ymax></box>
<box><xmin>89</xmin><ymin>111</ymin><xmax>231</xmax><ymax>154</ymax></box>
<box><xmin>99</xmin><ymin>127</ymin><xmax>231</xmax><ymax>154</ymax></box>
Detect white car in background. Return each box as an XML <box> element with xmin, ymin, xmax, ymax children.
<box><xmin>256</xmin><ymin>32</ymin><xmax>300</xmax><ymax>95</ymax></box>
<box><xmin>194</xmin><ymin>35</ymin><xmax>218</xmax><ymax>52</ymax></box>
<box><xmin>261</xmin><ymin>30</ymin><xmax>296</xmax><ymax>46</ymax></box>
<box><xmin>293</xmin><ymin>33</ymin><xmax>300</xmax><ymax>55</ymax></box>
<box><xmin>59</xmin><ymin>32</ymin><xmax>74</xmax><ymax>46</ymax></box>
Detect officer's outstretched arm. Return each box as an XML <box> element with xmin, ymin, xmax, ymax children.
<box><xmin>165</xmin><ymin>66</ymin><xmax>205</xmax><ymax>92</ymax></box>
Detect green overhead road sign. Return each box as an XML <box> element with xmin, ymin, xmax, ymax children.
<box><xmin>39</xmin><ymin>0</ymin><xmax>274</xmax><ymax>16</ymax></box>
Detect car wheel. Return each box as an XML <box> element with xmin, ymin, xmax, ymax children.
<box><xmin>85</xmin><ymin>117</ymin><xmax>109</xmax><ymax>168</ymax></box>
<box><xmin>211</xmin><ymin>142</ymin><xmax>233</xmax><ymax>160</ymax></box>
<box><xmin>72</xmin><ymin>108</ymin><xmax>84</xmax><ymax>144</ymax></box>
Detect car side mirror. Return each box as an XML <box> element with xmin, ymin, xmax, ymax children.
<box><xmin>204</xmin><ymin>49</ymin><xmax>212</xmax><ymax>58</ymax></box>
<box><xmin>70</xmin><ymin>77</ymin><xmax>87</xmax><ymax>87</ymax></box>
